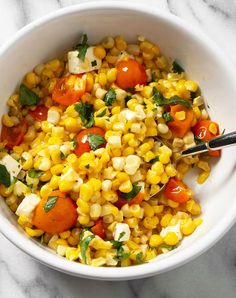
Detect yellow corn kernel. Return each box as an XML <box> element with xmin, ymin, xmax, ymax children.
<box><xmin>116</xmin><ymin>172</ymin><xmax>129</xmax><ymax>182</ymax></box>
<box><xmin>25</xmin><ymin>72</ymin><xmax>40</xmax><ymax>87</ymax></box>
<box><xmin>102</xmin><ymin>190</ymin><xmax>118</xmax><ymax>203</ymax></box>
<box><xmin>39</xmin><ymin>170</ymin><xmax>52</xmax><ymax>182</ymax></box>
<box><xmin>122</xmin><ymin>147</ymin><xmax>135</xmax><ymax>156</ymax></box>
<box><xmin>40</xmin><ymin>184</ymin><xmax>53</xmax><ymax>197</ymax></box>
<box><xmin>140</xmin><ymin>86</ymin><xmax>152</xmax><ymax>98</ymax></box>
<box><xmin>193</xmin><ymin>106</ymin><xmax>201</xmax><ymax>119</ymax></box>
<box><xmin>209</xmin><ymin>123</ymin><xmax>218</xmax><ymax>135</ymax></box>
<box><xmin>142</xmin><ymin>202</ymin><xmax>155</xmax><ymax>217</ymax></box>
<box><xmin>80</xmin><ymin>183</ymin><xmax>94</xmax><ymax>201</ymax></box>
<box><xmin>18</xmin><ymin>215</ymin><xmax>31</xmax><ymax>228</ymax></box>
<box><xmin>41</xmin><ymin>121</ymin><xmax>53</xmax><ymax>133</ymax></box>
<box><xmin>90</xmin><ymin>203</ymin><xmax>102</xmax><ymax>218</ymax></box>
<box><xmin>119</xmin><ymin>180</ymin><xmax>133</xmax><ymax>193</ymax></box>
<box><xmin>87</xmin><ymin>178</ymin><xmax>102</xmax><ymax>192</ymax></box>
<box><xmin>176</xmin><ymin>162</ymin><xmax>190</xmax><ymax>175</ymax></box>
<box><xmin>160</xmin><ymin>172</ymin><xmax>169</xmax><ymax>184</ymax></box>
<box><xmin>165</xmin><ymin>163</ymin><xmax>177</xmax><ymax>177</ymax></box>
<box><xmin>25</xmin><ymin>227</ymin><xmax>44</xmax><ymax>238</ymax></box>
<box><xmin>22</xmin><ymin>158</ymin><xmax>33</xmax><ymax>171</ymax></box>
<box><xmin>193</xmin><ymin>218</ymin><xmax>203</xmax><ymax>227</ymax></box>
<box><xmin>143</xmin><ymin>216</ymin><xmax>159</xmax><ymax>229</ymax></box>
<box><xmin>145</xmin><ymin>248</ymin><xmax>157</xmax><ymax>261</ymax></box>
<box><xmin>56</xmin><ymin>239</ymin><xmax>68</xmax><ymax>246</ymax></box>
<box><xmin>59</xmin><ymin>231</ymin><xmax>71</xmax><ymax>239</ymax></box>
<box><xmin>129</xmin><ymin>204</ymin><xmax>142</xmax><ymax>218</ymax></box>
<box><xmin>50</xmin><ymin>164</ymin><xmax>64</xmax><ymax>176</ymax></box>
<box><xmin>197</xmin><ymin>160</ymin><xmax>210</xmax><ymax>172</ymax></box>
<box><xmin>197</xmin><ymin>171</ymin><xmax>210</xmax><ymax>184</ymax></box>
<box><xmin>185</xmin><ymin>80</ymin><xmax>198</xmax><ymax>92</ymax></box>
<box><xmin>151</xmin><ymin>161</ymin><xmax>164</xmax><ymax>175</ymax></box>
<box><xmin>65</xmin><ymin>247</ymin><xmax>80</xmax><ymax>261</ymax></box>
<box><xmin>163</xmin><ymin>232</ymin><xmax>179</xmax><ymax>245</ymax></box>
<box><xmin>93</xmin><ymin>46</ymin><xmax>106</xmax><ymax>59</ymax></box>
<box><xmin>180</xmin><ymin>219</ymin><xmax>196</xmax><ymax>235</ymax></box>
<box><xmin>126</xmin><ymin>240</ymin><xmax>140</xmax><ymax>250</ymax></box>
<box><xmin>144</xmin><ymin>151</ymin><xmax>156</xmax><ymax>162</ymax></box>
<box><xmin>146</xmin><ymin>170</ymin><xmax>161</xmax><ymax>185</ymax></box>
<box><xmin>94</xmin><ymin>99</ymin><xmax>105</xmax><ymax>110</ymax></box>
<box><xmin>160</xmin><ymin>214</ymin><xmax>172</xmax><ymax>227</ymax></box>
<box><xmin>175</xmin><ymin>111</ymin><xmax>186</xmax><ymax>121</ymax></box>
<box><xmin>48</xmin><ymin>136</ymin><xmax>62</xmax><ymax>146</ymax></box>
<box><xmin>125</xmin><ymin>217</ymin><xmax>138</xmax><ymax>229</ymax></box>
<box><xmin>149</xmin><ymin>234</ymin><xmax>163</xmax><ymax>247</ymax></box>
<box><xmin>49</xmin><ymin>175</ymin><xmax>60</xmax><ymax>189</ymax></box>
<box><xmin>67</xmin><ymin>236</ymin><xmax>79</xmax><ymax>246</ymax></box>
<box><xmin>78</xmin><ymin>214</ymin><xmax>90</xmax><ymax>225</ymax></box>
<box><xmin>159</xmin><ymin>153</ymin><xmax>170</xmax><ymax>164</ymax></box>
<box><xmin>111</xmin><ymin>106</ymin><xmax>121</xmax><ymax>115</ymax></box>
<box><xmin>97</xmin><ymin>72</ymin><xmax>107</xmax><ymax>87</ymax></box>
<box><xmin>91</xmin><ymin>257</ymin><xmax>106</xmax><ymax>267</ymax></box>
<box><xmin>137</xmin><ymin>143</ymin><xmax>152</xmax><ymax>155</ymax></box>
<box><xmin>58</xmin><ymin>180</ymin><xmax>74</xmax><ymax>192</ymax></box>
<box><xmin>115</xmin><ymin>36</ymin><xmax>127</xmax><ymax>51</ymax></box>
<box><xmin>77</xmin><ymin>198</ymin><xmax>90</xmax><ymax>213</ymax></box>
<box><xmin>153</xmin><ymin>205</ymin><xmax>164</xmax><ymax>214</ymax></box>
<box><xmin>107</xmin><ymin>68</ymin><xmax>117</xmax><ymax>83</ymax></box>
<box><xmin>186</xmin><ymin>199</ymin><xmax>201</xmax><ymax>215</ymax></box>
<box><xmin>2</xmin><ymin>114</ymin><xmax>14</xmax><ymax>127</ymax></box>
<box><xmin>167</xmin><ymin>199</ymin><xmax>179</xmax><ymax>208</ymax></box>
<box><xmin>64</xmin><ymin>117</ymin><xmax>80</xmax><ymax>133</ymax></box>
<box><xmin>91</xmin><ymin>238</ymin><xmax>112</xmax><ymax>250</ymax></box>
<box><xmin>84</xmin><ymin>72</ymin><xmax>94</xmax><ymax>92</ymax></box>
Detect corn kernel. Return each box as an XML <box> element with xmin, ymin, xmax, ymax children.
<box><xmin>160</xmin><ymin>214</ymin><xmax>172</xmax><ymax>227</ymax></box>
<box><xmin>149</xmin><ymin>234</ymin><xmax>163</xmax><ymax>247</ymax></box>
<box><xmin>163</xmin><ymin>231</ymin><xmax>179</xmax><ymax>245</ymax></box>
<box><xmin>197</xmin><ymin>171</ymin><xmax>210</xmax><ymax>184</ymax></box>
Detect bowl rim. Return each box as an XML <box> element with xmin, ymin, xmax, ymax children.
<box><xmin>0</xmin><ymin>0</ymin><xmax>236</xmax><ymax>280</ymax></box>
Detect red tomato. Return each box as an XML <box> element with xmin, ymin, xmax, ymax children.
<box><xmin>1</xmin><ymin>119</ymin><xmax>28</xmax><ymax>150</ymax></box>
<box><xmin>74</xmin><ymin>127</ymin><xmax>105</xmax><ymax>156</ymax></box>
<box><xmin>116</xmin><ymin>59</ymin><xmax>147</xmax><ymax>89</ymax></box>
<box><xmin>52</xmin><ymin>74</ymin><xmax>86</xmax><ymax>106</ymax></box>
<box><xmin>30</xmin><ymin>105</ymin><xmax>48</xmax><ymax>121</ymax></box>
<box><xmin>115</xmin><ymin>192</ymin><xmax>144</xmax><ymax>209</ymax></box>
<box><xmin>164</xmin><ymin>178</ymin><xmax>190</xmax><ymax>203</ymax></box>
<box><xmin>192</xmin><ymin>120</ymin><xmax>221</xmax><ymax>157</ymax></box>
<box><xmin>32</xmin><ymin>191</ymin><xmax>77</xmax><ymax>234</ymax></box>
<box><xmin>91</xmin><ymin>218</ymin><xmax>106</xmax><ymax>239</ymax></box>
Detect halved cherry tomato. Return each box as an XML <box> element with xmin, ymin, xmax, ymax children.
<box><xmin>74</xmin><ymin>127</ymin><xmax>105</xmax><ymax>156</ymax></box>
<box><xmin>115</xmin><ymin>192</ymin><xmax>144</xmax><ymax>209</ymax></box>
<box><xmin>52</xmin><ymin>74</ymin><xmax>86</xmax><ymax>106</ymax></box>
<box><xmin>91</xmin><ymin>218</ymin><xmax>105</xmax><ymax>239</ymax></box>
<box><xmin>1</xmin><ymin>119</ymin><xmax>28</xmax><ymax>150</ymax></box>
<box><xmin>192</xmin><ymin>120</ymin><xmax>221</xmax><ymax>157</ymax></box>
<box><xmin>164</xmin><ymin>178</ymin><xmax>191</xmax><ymax>203</ymax></box>
<box><xmin>30</xmin><ymin>105</ymin><xmax>48</xmax><ymax>121</ymax></box>
<box><xmin>168</xmin><ymin>105</ymin><xmax>194</xmax><ymax>138</ymax></box>
<box><xmin>116</xmin><ymin>59</ymin><xmax>147</xmax><ymax>89</ymax></box>
<box><xmin>32</xmin><ymin>191</ymin><xmax>77</xmax><ymax>234</ymax></box>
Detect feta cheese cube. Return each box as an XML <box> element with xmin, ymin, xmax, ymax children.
<box><xmin>113</xmin><ymin>223</ymin><xmax>130</xmax><ymax>242</ymax></box>
<box><xmin>124</xmin><ymin>155</ymin><xmax>141</xmax><ymax>175</ymax></box>
<box><xmin>15</xmin><ymin>194</ymin><xmax>40</xmax><ymax>221</ymax></box>
<box><xmin>160</xmin><ymin>222</ymin><xmax>183</xmax><ymax>241</ymax></box>
<box><xmin>68</xmin><ymin>47</ymin><xmax>101</xmax><ymax>74</ymax></box>
<box><xmin>107</xmin><ymin>136</ymin><xmax>121</xmax><ymax>148</ymax></box>
<box><xmin>112</xmin><ymin>157</ymin><xmax>125</xmax><ymax>171</ymax></box>
<box><xmin>47</xmin><ymin>109</ymin><xmax>60</xmax><ymax>125</ymax></box>
<box><xmin>0</xmin><ymin>154</ymin><xmax>21</xmax><ymax>180</ymax></box>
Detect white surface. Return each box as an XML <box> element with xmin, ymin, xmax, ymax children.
<box><xmin>0</xmin><ymin>0</ymin><xmax>236</xmax><ymax>296</ymax></box>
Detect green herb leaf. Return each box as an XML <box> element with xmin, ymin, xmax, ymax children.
<box><xmin>149</xmin><ymin>156</ymin><xmax>160</xmax><ymax>164</ymax></box>
<box><xmin>118</xmin><ymin>232</ymin><xmax>125</xmax><ymax>241</ymax></box>
<box><xmin>120</xmin><ymin>182</ymin><xmax>142</xmax><ymax>200</ymax></box>
<box><xmin>136</xmin><ymin>252</ymin><xmax>145</xmax><ymax>264</ymax></box>
<box><xmin>151</xmin><ymin>72</ymin><xmax>157</xmax><ymax>82</ymax></box>
<box><xmin>87</xmin><ymin>133</ymin><xmax>106</xmax><ymax>151</ymax></box>
<box><xmin>125</xmin><ymin>95</ymin><xmax>132</xmax><ymax>107</ymax></box>
<box><xmin>44</xmin><ymin>196</ymin><xmax>59</xmax><ymax>212</ymax></box>
<box><xmin>163</xmin><ymin>112</ymin><xmax>174</xmax><ymax>122</ymax></box>
<box><xmin>158</xmin><ymin>244</ymin><xmax>177</xmax><ymax>250</ymax></box>
<box><xmin>190</xmin><ymin>91</ymin><xmax>197</xmax><ymax>99</ymax></box>
<box><xmin>74</xmin><ymin>102</ymin><xmax>94</xmax><ymax>128</ymax></box>
<box><xmin>104</xmin><ymin>88</ymin><xmax>116</xmax><ymax>106</ymax></box>
<box><xmin>126</xmin><ymin>87</ymin><xmax>135</xmax><ymax>93</ymax></box>
<box><xmin>172</xmin><ymin>60</ymin><xmax>184</xmax><ymax>74</ymax></box>
<box><xmin>75</xmin><ymin>34</ymin><xmax>89</xmax><ymax>62</ymax></box>
<box><xmin>60</xmin><ymin>151</ymin><xmax>66</xmax><ymax>160</ymax></box>
<box><xmin>19</xmin><ymin>84</ymin><xmax>40</xmax><ymax>106</ymax></box>
<box><xmin>80</xmin><ymin>234</ymin><xmax>95</xmax><ymax>264</ymax></box>
<box><xmin>91</xmin><ymin>60</ymin><xmax>97</xmax><ymax>67</ymax></box>
<box><xmin>96</xmin><ymin>109</ymin><xmax>107</xmax><ymax>117</ymax></box>
<box><xmin>0</xmin><ymin>164</ymin><xmax>11</xmax><ymax>187</ymax></box>
<box><xmin>111</xmin><ymin>240</ymin><xmax>122</xmax><ymax>249</ymax></box>
<box><xmin>72</xmin><ymin>138</ymin><xmax>78</xmax><ymax>148</ymax></box>
<box><xmin>114</xmin><ymin>245</ymin><xmax>130</xmax><ymax>262</ymax></box>
<box><xmin>222</xmin><ymin>128</ymin><xmax>226</xmax><ymax>135</ymax></box>
<box><xmin>28</xmin><ymin>169</ymin><xmax>44</xmax><ymax>178</ymax></box>
<box><xmin>167</xmin><ymin>95</ymin><xmax>191</xmax><ymax>108</ymax></box>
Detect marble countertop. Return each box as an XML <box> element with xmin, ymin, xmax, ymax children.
<box><xmin>0</xmin><ymin>0</ymin><xmax>236</xmax><ymax>297</ymax></box>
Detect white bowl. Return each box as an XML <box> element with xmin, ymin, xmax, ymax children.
<box><xmin>0</xmin><ymin>1</ymin><xmax>236</xmax><ymax>280</ymax></box>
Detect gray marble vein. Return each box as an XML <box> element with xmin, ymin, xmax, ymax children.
<box><xmin>0</xmin><ymin>0</ymin><xmax>236</xmax><ymax>297</ymax></box>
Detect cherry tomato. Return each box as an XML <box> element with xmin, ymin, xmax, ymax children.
<box><xmin>30</xmin><ymin>105</ymin><xmax>48</xmax><ymax>121</ymax></box>
<box><xmin>115</xmin><ymin>192</ymin><xmax>144</xmax><ymax>209</ymax></box>
<box><xmin>32</xmin><ymin>191</ymin><xmax>77</xmax><ymax>234</ymax></box>
<box><xmin>164</xmin><ymin>178</ymin><xmax>191</xmax><ymax>203</ymax></box>
<box><xmin>1</xmin><ymin>119</ymin><xmax>28</xmax><ymax>150</ymax></box>
<box><xmin>192</xmin><ymin>120</ymin><xmax>221</xmax><ymax>157</ymax></box>
<box><xmin>74</xmin><ymin>127</ymin><xmax>105</xmax><ymax>156</ymax></box>
<box><xmin>116</xmin><ymin>59</ymin><xmax>147</xmax><ymax>89</ymax></box>
<box><xmin>52</xmin><ymin>74</ymin><xmax>86</xmax><ymax>106</ymax></box>
<box><xmin>91</xmin><ymin>218</ymin><xmax>105</xmax><ymax>239</ymax></box>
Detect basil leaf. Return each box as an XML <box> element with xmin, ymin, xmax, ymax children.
<box><xmin>120</xmin><ymin>182</ymin><xmax>142</xmax><ymax>200</ymax></box>
<box><xmin>111</xmin><ymin>240</ymin><xmax>122</xmax><ymax>249</ymax></box>
<box><xmin>136</xmin><ymin>252</ymin><xmax>145</xmax><ymax>264</ymax></box>
<box><xmin>19</xmin><ymin>84</ymin><xmax>40</xmax><ymax>106</ymax></box>
<box><xmin>28</xmin><ymin>169</ymin><xmax>44</xmax><ymax>178</ymax></box>
<box><xmin>60</xmin><ymin>151</ymin><xmax>66</xmax><ymax>160</ymax></box>
<box><xmin>114</xmin><ymin>245</ymin><xmax>130</xmax><ymax>261</ymax></box>
<box><xmin>91</xmin><ymin>60</ymin><xmax>97</xmax><ymax>67</ymax></box>
<box><xmin>103</xmin><ymin>88</ymin><xmax>116</xmax><ymax>106</ymax></box>
<box><xmin>151</xmin><ymin>72</ymin><xmax>157</xmax><ymax>82</ymax></box>
<box><xmin>80</xmin><ymin>235</ymin><xmax>95</xmax><ymax>264</ymax></box>
<box><xmin>163</xmin><ymin>112</ymin><xmax>173</xmax><ymax>122</ymax></box>
<box><xmin>74</xmin><ymin>102</ymin><xmax>94</xmax><ymax>128</ymax></box>
<box><xmin>87</xmin><ymin>133</ymin><xmax>106</xmax><ymax>151</ymax></box>
<box><xmin>165</xmin><ymin>95</ymin><xmax>191</xmax><ymax>108</ymax></box>
<box><xmin>149</xmin><ymin>156</ymin><xmax>160</xmax><ymax>164</ymax></box>
<box><xmin>0</xmin><ymin>164</ymin><xmax>11</xmax><ymax>187</ymax></box>
<box><xmin>118</xmin><ymin>232</ymin><xmax>125</xmax><ymax>241</ymax></box>
<box><xmin>172</xmin><ymin>60</ymin><xmax>184</xmax><ymax>74</ymax></box>
<box><xmin>75</xmin><ymin>34</ymin><xmax>89</xmax><ymax>62</ymax></box>
<box><xmin>96</xmin><ymin>109</ymin><xmax>107</xmax><ymax>117</ymax></box>
<box><xmin>44</xmin><ymin>196</ymin><xmax>58</xmax><ymax>212</ymax></box>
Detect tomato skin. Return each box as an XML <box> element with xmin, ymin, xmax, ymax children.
<box><xmin>116</xmin><ymin>59</ymin><xmax>147</xmax><ymax>89</ymax></box>
<box><xmin>91</xmin><ymin>218</ymin><xmax>106</xmax><ymax>239</ymax></box>
<box><xmin>52</xmin><ymin>74</ymin><xmax>86</xmax><ymax>106</ymax></box>
<box><xmin>192</xmin><ymin>120</ymin><xmax>221</xmax><ymax>157</ymax></box>
<box><xmin>115</xmin><ymin>192</ymin><xmax>144</xmax><ymax>209</ymax></box>
<box><xmin>74</xmin><ymin>127</ymin><xmax>105</xmax><ymax>156</ymax></box>
<box><xmin>164</xmin><ymin>178</ymin><xmax>190</xmax><ymax>203</ymax></box>
<box><xmin>32</xmin><ymin>191</ymin><xmax>77</xmax><ymax>234</ymax></box>
<box><xmin>30</xmin><ymin>105</ymin><xmax>48</xmax><ymax>121</ymax></box>
<box><xmin>1</xmin><ymin>119</ymin><xmax>28</xmax><ymax>150</ymax></box>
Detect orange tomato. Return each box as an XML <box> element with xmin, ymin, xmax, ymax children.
<box><xmin>32</xmin><ymin>191</ymin><xmax>77</xmax><ymax>234</ymax></box>
<box><xmin>30</xmin><ymin>105</ymin><xmax>48</xmax><ymax>121</ymax></box>
<box><xmin>164</xmin><ymin>178</ymin><xmax>190</xmax><ymax>203</ymax></box>
<box><xmin>91</xmin><ymin>218</ymin><xmax>105</xmax><ymax>239</ymax></box>
<box><xmin>168</xmin><ymin>105</ymin><xmax>194</xmax><ymax>138</ymax></box>
<box><xmin>115</xmin><ymin>192</ymin><xmax>144</xmax><ymax>209</ymax></box>
<box><xmin>116</xmin><ymin>59</ymin><xmax>147</xmax><ymax>89</ymax></box>
<box><xmin>74</xmin><ymin>127</ymin><xmax>105</xmax><ymax>156</ymax></box>
<box><xmin>192</xmin><ymin>120</ymin><xmax>221</xmax><ymax>157</ymax></box>
<box><xmin>1</xmin><ymin>119</ymin><xmax>28</xmax><ymax>150</ymax></box>
<box><xmin>52</xmin><ymin>74</ymin><xmax>86</xmax><ymax>106</ymax></box>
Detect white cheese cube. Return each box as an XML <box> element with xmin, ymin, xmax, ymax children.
<box><xmin>15</xmin><ymin>194</ymin><xmax>40</xmax><ymax>221</ymax></box>
<box><xmin>124</xmin><ymin>155</ymin><xmax>141</xmax><ymax>175</ymax></box>
<box><xmin>113</xmin><ymin>223</ymin><xmax>131</xmax><ymax>242</ymax></box>
<box><xmin>107</xmin><ymin>136</ymin><xmax>121</xmax><ymax>148</ymax></box>
<box><xmin>0</xmin><ymin>154</ymin><xmax>21</xmax><ymax>180</ymax></box>
<box><xmin>68</xmin><ymin>47</ymin><xmax>101</xmax><ymax>74</ymax></box>
<box><xmin>112</xmin><ymin>157</ymin><xmax>125</xmax><ymax>171</ymax></box>
<box><xmin>160</xmin><ymin>222</ymin><xmax>183</xmax><ymax>241</ymax></box>
<box><xmin>47</xmin><ymin>109</ymin><xmax>60</xmax><ymax>125</ymax></box>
